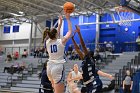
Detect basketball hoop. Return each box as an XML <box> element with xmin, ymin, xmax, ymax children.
<box><xmin>115</xmin><ymin>6</ymin><xmax>134</xmax><ymax>26</ymax></box>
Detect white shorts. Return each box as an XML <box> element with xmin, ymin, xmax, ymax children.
<box><xmin>47</xmin><ymin>62</ymin><xmax>65</xmax><ymax>84</ymax></box>
<box><xmin>67</xmin><ymin>82</ymin><xmax>79</xmax><ymax>93</ymax></box>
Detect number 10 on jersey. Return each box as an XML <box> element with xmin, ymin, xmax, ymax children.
<box><xmin>50</xmin><ymin>45</ymin><xmax>57</xmax><ymax>53</ymax></box>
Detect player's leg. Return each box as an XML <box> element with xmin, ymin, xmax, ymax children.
<box><xmin>86</xmin><ymin>83</ymin><xmax>96</xmax><ymax>93</ymax></box>
<box><xmin>47</xmin><ymin>63</ymin><xmax>54</xmax><ymax>89</ymax></box>
<box><xmin>71</xmin><ymin>34</ymin><xmax>84</xmax><ymax>60</ymax></box>
<box><xmin>52</xmin><ymin>63</ymin><xmax>65</xmax><ymax>93</ymax></box>
<box><xmin>75</xmin><ymin>25</ymin><xmax>88</xmax><ymax>55</ymax></box>
<box><xmin>68</xmin><ymin>82</ymin><xmax>81</xmax><ymax>93</ymax></box>
<box><xmin>94</xmin><ymin>78</ymin><xmax>103</xmax><ymax>93</ymax></box>
<box><xmin>54</xmin><ymin>83</ymin><xmax>65</xmax><ymax>93</ymax></box>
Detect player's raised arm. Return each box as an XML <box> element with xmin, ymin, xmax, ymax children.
<box><xmin>62</xmin><ymin>13</ymin><xmax>72</xmax><ymax>45</ymax></box>
<box><xmin>75</xmin><ymin>25</ymin><xmax>88</xmax><ymax>55</ymax></box>
<box><xmin>57</xmin><ymin>16</ymin><xmax>63</xmax><ymax>37</ymax></box>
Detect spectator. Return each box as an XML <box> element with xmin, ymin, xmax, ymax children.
<box><xmin>30</xmin><ymin>48</ymin><xmax>34</xmax><ymax>56</ymax></box>
<box><xmin>34</xmin><ymin>48</ymin><xmax>39</xmax><ymax>58</ymax></box>
<box><xmin>38</xmin><ymin>48</ymin><xmax>44</xmax><ymax>58</ymax></box>
<box><xmin>39</xmin><ymin>63</ymin><xmax>53</xmax><ymax>93</ymax></box>
<box><xmin>3</xmin><ymin>65</ymin><xmax>13</xmax><ymax>73</ymax></box>
<box><xmin>67</xmin><ymin>64</ymin><xmax>82</xmax><ymax>93</ymax></box>
<box><xmin>136</xmin><ymin>35</ymin><xmax>140</xmax><ymax>51</ymax></box>
<box><xmin>33</xmin><ymin>49</ymin><xmax>37</xmax><ymax>58</ymax></box>
<box><xmin>42</xmin><ymin>49</ymin><xmax>48</xmax><ymax>58</ymax></box>
<box><xmin>70</xmin><ymin>49</ymin><xmax>78</xmax><ymax>60</ymax></box>
<box><xmin>67</xmin><ymin>45</ymin><xmax>73</xmax><ymax>55</ymax></box>
<box><xmin>3</xmin><ymin>63</ymin><xmax>25</xmax><ymax>74</ymax></box>
<box><xmin>123</xmin><ymin>70</ymin><xmax>133</xmax><ymax>93</ymax></box>
<box><xmin>104</xmin><ymin>41</ymin><xmax>107</xmax><ymax>50</ymax></box>
<box><xmin>106</xmin><ymin>42</ymin><xmax>113</xmax><ymax>52</ymax></box>
<box><xmin>94</xmin><ymin>49</ymin><xmax>103</xmax><ymax>63</ymax></box>
<box><xmin>3</xmin><ymin>63</ymin><xmax>19</xmax><ymax>73</ymax></box>
<box><xmin>5</xmin><ymin>52</ymin><xmax>12</xmax><ymax>62</ymax></box>
<box><xmin>18</xmin><ymin>62</ymin><xmax>26</xmax><ymax>74</ymax></box>
<box><xmin>13</xmin><ymin>51</ymin><xmax>19</xmax><ymax>60</ymax></box>
<box><xmin>0</xmin><ymin>47</ymin><xmax>4</xmax><ymax>55</ymax></box>
<box><xmin>22</xmin><ymin>49</ymin><xmax>28</xmax><ymax>58</ymax></box>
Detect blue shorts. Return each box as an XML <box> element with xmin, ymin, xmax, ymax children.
<box><xmin>86</xmin><ymin>82</ymin><xmax>97</xmax><ymax>93</ymax></box>
<box><xmin>84</xmin><ymin>79</ymin><xmax>102</xmax><ymax>93</ymax></box>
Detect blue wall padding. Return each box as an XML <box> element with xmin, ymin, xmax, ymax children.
<box><xmin>46</xmin><ymin>19</ymin><xmax>58</xmax><ymax>28</ymax></box>
<box><xmin>61</xmin><ymin>13</ymin><xmax>140</xmax><ymax>52</ymax></box>
<box><xmin>63</xmin><ymin>16</ymin><xmax>96</xmax><ymax>51</ymax></box>
<box><xmin>46</xmin><ymin>20</ymin><xmax>51</xmax><ymax>28</ymax></box>
<box><xmin>132</xmin><ymin>71</ymin><xmax>140</xmax><ymax>93</ymax></box>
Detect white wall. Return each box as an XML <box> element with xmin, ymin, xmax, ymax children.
<box><xmin>0</xmin><ymin>23</ymin><xmax>31</xmax><ymax>40</ymax></box>
<box><xmin>0</xmin><ymin>21</ymin><xmax>46</xmax><ymax>40</ymax></box>
<box><xmin>0</xmin><ymin>21</ymin><xmax>46</xmax><ymax>46</ymax></box>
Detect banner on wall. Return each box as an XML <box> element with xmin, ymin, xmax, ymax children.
<box><xmin>3</xmin><ymin>26</ymin><xmax>10</xmax><ymax>33</ymax></box>
<box><xmin>13</xmin><ymin>25</ymin><xmax>19</xmax><ymax>32</ymax></box>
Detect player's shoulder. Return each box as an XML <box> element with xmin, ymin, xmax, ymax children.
<box><xmin>57</xmin><ymin>38</ymin><xmax>62</xmax><ymax>41</ymax></box>
<box><xmin>57</xmin><ymin>38</ymin><xmax>64</xmax><ymax>45</ymax></box>
<box><xmin>46</xmin><ymin>39</ymin><xmax>51</xmax><ymax>44</ymax></box>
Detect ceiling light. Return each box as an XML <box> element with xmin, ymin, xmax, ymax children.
<box><xmin>9</xmin><ymin>13</ymin><xmax>23</xmax><ymax>17</ymax></box>
<box><xmin>19</xmin><ymin>11</ymin><xmax>24</xmax><ymax>14</ymax></box>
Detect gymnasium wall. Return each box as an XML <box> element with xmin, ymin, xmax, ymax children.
<box><xmin>63</xmin><ymin>13</ymin><xmax>140</xmax><ymax>52</ymax></box>
<box><xmin>100</xmin><ymin>13</ymin><xmax>140</xmax><ymax>52</ymax></box>
<box><xmin>0</xmin><ymin>23</ymin><xmax>31</xmax><ymax>40</ymax></box>
<box><xmin>132</xmin><ymin>70</ymin><xmax>140</xmax><ymax>93</ymax></box>
<box><xmin>0</xmin><ymin>13</ymin><xmax>140</xmax><ymax>53</ymax></box>
<box><xmin>63</xmin><ymin>15</ymin><xmax>96</xmax><ymax>51</ymax></box>
<box><xmin>0</xmin><ymin>21</ymin><xmax>45</xmax><ymax>48</ymax></box>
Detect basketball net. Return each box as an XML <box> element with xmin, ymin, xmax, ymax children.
<box><xmin>115</xmin><ymin>6</ymin><xmax>133</xmax><ymax>26</ymax></box>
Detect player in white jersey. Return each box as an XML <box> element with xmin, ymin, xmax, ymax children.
<box><xmin>67</xmin><ymin>64</ymin><xmax>82</xmax><ymax>93</ymax></box>
<box><xmin>46</xmin><ymin>13</ymin><xmax>72</xmax><ymax>93</ymax></box>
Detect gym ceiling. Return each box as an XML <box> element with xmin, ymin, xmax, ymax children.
<box><xmin>0</xmin><ymin>0</ymin><xmax>119</xmax><ymax>24</ymax></box>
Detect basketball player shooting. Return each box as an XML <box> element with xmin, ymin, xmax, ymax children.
<box><xmin>46</xmin><ymin>13</ymin><xmax>72</xmax><ymax>93</ymax></box>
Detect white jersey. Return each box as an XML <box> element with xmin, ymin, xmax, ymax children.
<box><xmin>71</xmin><ymin>71</ymin><xmax>81</xmax><ymax>83</ymax></box>
<box><xmin>46</xmin><ymin>38</ymin><xmax>65</xmax><ymax>63</ymax></box>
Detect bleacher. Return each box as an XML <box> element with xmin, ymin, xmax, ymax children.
<box><xmin>0</xmin><ymin>52</ymin><xmax>139</xmax><ymax>93</ymax></box>
<box><xmin>100</xmin><ymin>52</ymin><xmax>139</xmax><ymax>88</ymax></box>
<box><xmin>0</xmin><ymin>55</ymin><xmax>45</xmax><ymax>92</ymax></box>
<box><xmin>116</xmin><ymin>52</ymin><xmax>140</xmax><ymax>93</ymax></box>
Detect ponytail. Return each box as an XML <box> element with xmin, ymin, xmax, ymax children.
<box><xmin>42</xmin><ymin>27</ymin><xmax>49</xmax><ymax>43</ymax></box>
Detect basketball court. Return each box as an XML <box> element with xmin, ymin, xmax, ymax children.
<box><xmin>0</xmin><ymin>0</ymin><xmax>140</xmax><ymax>93</ymax></box>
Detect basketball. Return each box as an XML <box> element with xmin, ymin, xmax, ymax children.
<box><xmin>63</xmin><ymin>2</ymin><xmax>75</xmax><ymax>13</ymax></box>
